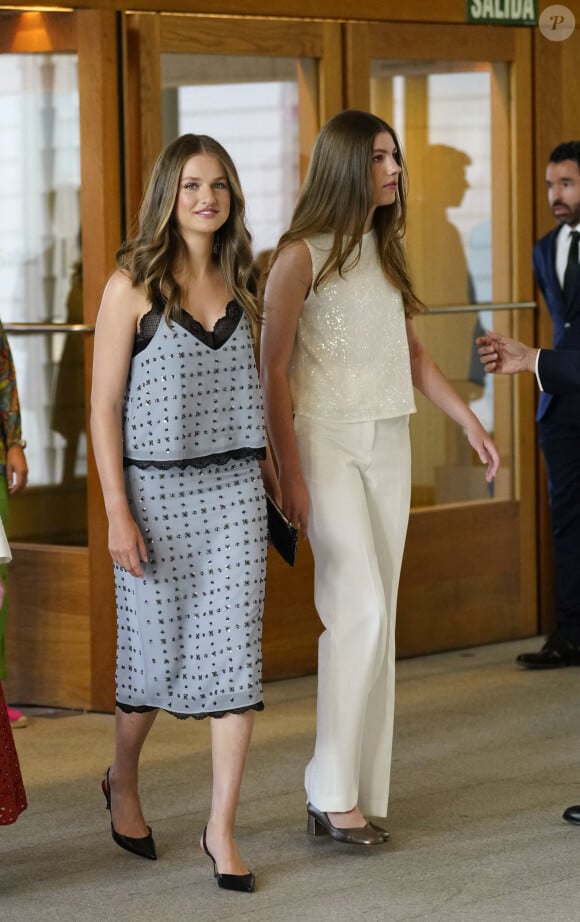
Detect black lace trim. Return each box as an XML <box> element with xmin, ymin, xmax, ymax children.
<box><xmin>123</xmin><ymin>446</ymin><xmax>266</xmax><ymax>470</ymax></box>
<box><xmin>116</xmin><ymin>700</ymin><xmax>264</xmax><ymax>720</ymax></box>
<box><xmin>181</xmin><ymin>300</ymin><xmax>241</xmax><ymax>349</ymax></box>
<box><xmin>133</xmin><ymin>300</ymin><xmax>241</xmax><ymax>354</ymax></box>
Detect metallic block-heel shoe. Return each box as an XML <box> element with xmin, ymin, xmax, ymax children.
<box><xmin>102</xmin><ymin>767</ymin><xmax>157</xmax><ymax>860</ymax></box>
<box><xmin>201</xmin><ymin>826</ymin><xmax>255</xmax><ymax>892</ymax></box>
<box><xmin>306</xmin><ymin>803</ymin><xmax>387</xmax><ymax>846</ymax></box>
<box><xmin>369</xmin><ymin>821</ymin><xmax>391</xmax><ymax>842</ymax></box>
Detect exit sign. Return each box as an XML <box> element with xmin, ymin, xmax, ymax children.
<box><xmin>467</xmin><ymin>0</ymin><xmax>537</xmax><ymax>23</ymax></box>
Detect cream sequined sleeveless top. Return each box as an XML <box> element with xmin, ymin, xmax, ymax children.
<box><xmin>288</xmin><ymin>230</ymin><xmax>416</xmax><ymax>422</ymax></box>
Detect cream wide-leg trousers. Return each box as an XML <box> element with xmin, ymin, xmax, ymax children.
<box><xmin>295</xmin><ymin>414</ymin><xmax>411</xmax><ymax>818</ymax></box>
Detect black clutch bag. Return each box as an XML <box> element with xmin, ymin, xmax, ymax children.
<box><xmin>266</xmin><ymin>494</ymin><xmax>298</xmax><ymax>566</ymax></box>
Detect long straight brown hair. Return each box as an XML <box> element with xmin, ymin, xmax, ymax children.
<box><xmin>117</xmin><ymin>133</ymin><xmax>261</xmax><ymax>332</ymax></box>
<box><xmin>271</xmin><ymin>109</ymin><xmax>424</xmax><ymax>316</ymax></box>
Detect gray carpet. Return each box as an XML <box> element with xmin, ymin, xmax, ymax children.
<box><xmin>1</xmin><ymin>637</ymin><xmax>579</xmax><ymax>921</ymax></box>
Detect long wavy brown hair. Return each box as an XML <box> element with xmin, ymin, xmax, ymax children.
<box><xmin>270</xmin><ymin>109</ymin><xmax>424</xmax><ymax>316</ymax></box>
<box><xmin>117</xmin><ymin>133</ymin><xmax>261</xmax><ymax>332</ymax></box>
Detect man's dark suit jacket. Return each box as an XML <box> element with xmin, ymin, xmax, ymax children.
<box><xmin>534</xmin><ymin>226</ymin><xmax>580</xmax><ymax>420</ymax></box>
<box><xmin>538</xmin><ymin>348</ymin><xmax>580</xmax><ymax>393</ymax></box>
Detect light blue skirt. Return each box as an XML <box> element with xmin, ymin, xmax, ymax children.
<box><xmin>114</xmin><ymin>456</ymin><xmax>267</xmax><ymax>718</ymax></box>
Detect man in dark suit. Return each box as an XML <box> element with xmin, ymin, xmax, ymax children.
<box><xmin>477</xmin><ymin>334</ymin><xmax>580</xmax><ymax>393</ymax></box>
<box><xmin>479</xmin><ymin>140</ymin><xmax>580</xmax><ymax>671</ymax></box>
<box><xmin>477</xmin><ymin>328</ymin><xmax>580</xmax><ymax>828</ymax></box>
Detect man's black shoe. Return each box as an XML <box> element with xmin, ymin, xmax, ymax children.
<box><xmin>516</xmin><ymin>632</ymin><xmax>580</xmax><ymax>669</ymax></box>
<box><xmin>563</xmin><ymin>805</ymin><xmax>580</xmax><ymax>826</ymax></box>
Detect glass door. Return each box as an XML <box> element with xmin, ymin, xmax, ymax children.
<box><xmin>0</xmin><ymin>10</ymin><xmax>123</xmax><ymax>711</ymax></box>
<box><xmin>0</xmin><ymin>12</ymin><xmax>86</xmax><ymax>542</ymax></box>
<box><xmin>345</xmin><ymin>21</ymin><xmax>537</xmax><ymax>654</ymax></box>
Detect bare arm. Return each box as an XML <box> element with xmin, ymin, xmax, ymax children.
<box><xmin>90</xmin><ymin>271</ymin><xmax>149</xmax><ymax>577</ymax></box>
<box><xmin>252</xmin><ymin>342</ymin><xmax>281</xmax><ymax>505</ymax></box>
<box><xmin>258</xmin><ymin>442</ymin><xmax>281</xmax><ymax>504</ymax></box>
<box><xmin>406</xmin><ymin>317</ymin><xmax>499</xmax><ymax>482</ymax></box>
<box><xmin>476</xmin><ymin>330</ymin><xmax>537</xmax><ymax>375</ymax></box>
<box><xmin>260</xmin><ymin>242</ymin><xmax>312</xmax><ymax>532</ymax></box>
<box><xmin>6</xmin><ymin>445</ymin><xmax>27</xmax><ymax>494</ymax></box>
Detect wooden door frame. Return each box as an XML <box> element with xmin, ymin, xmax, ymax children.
<box><xmin>0</xmin><ymin>0</ymin><xmax>498</xmax><ymax>20</ymax></box>
<box><xmin>78</xmin><ymin>9</ymin><xmax>124</xmax><ymax>710</ymax></box>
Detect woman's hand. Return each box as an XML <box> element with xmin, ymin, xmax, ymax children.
<box><xmin>465</xmin><ymin>420</ymin><xmax>500</xmax><ymax>483</ymax></box>
<box><xmin>260</xmin><ymin>241</ymin><xmax>312</xmax><ymax>534</ymax></box>
<box><xmin>406</xmin><ymin>318</ymin><xmax>500</xmax><ymax>484</ymax></box>
<box><xmin>6</xmin><ymin>445</ymin><xmax>28</xmax><ymax>494</ymax></box>
<box><xmin>279</xmin><ymin>469</ymin><xmax>310</xmax><ymax>535</ymax></box>
<box><xmin>108</xmin><ymin>508</ymin><xmax>148</xmax><ymax>578</ymax></box>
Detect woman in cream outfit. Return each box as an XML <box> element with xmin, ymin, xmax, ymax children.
<box><xmin>260</xmin><ymin>110</ymin><xmax>499</xmax><ymax>845</ymax></box>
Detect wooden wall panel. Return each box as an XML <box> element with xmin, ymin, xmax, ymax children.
<box><xmin>397</xmin><ymin>502</ymin><xmax>523</xmax><ymax>656</ymax></box>
<box><xmin>160</xmin><ymin>16</ymin><xmax>325</xmax><ymax>55</ymax></box>
<box><xmin>263</xmin><ymin>500</ymin><xmax>527</xmax><ymax>674</ymax></box>
<box><xmin>262</xmin><ymin>546</ymin><xmax>319</xmax><ymax>680</ymax></box>
<box><xmin>4</xmin><ymin>546</ymin><xmax>91</xmax><ymax>709</ymax></box>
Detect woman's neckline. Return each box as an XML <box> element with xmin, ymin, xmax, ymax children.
<box><xmin>179</xmin><ymin>299</ymin><xmax>236</xmax><ymax>334</ymax></box>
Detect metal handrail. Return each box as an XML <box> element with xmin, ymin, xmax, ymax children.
<box><xmin>4</xmin><ymin>323</ymin><xmax>94</xmax><ymax>333</ymax></box>
<box><xmin>425</xmin><ymin>301</ymin><xmax>536</xmax><ymax>315</ymax></box>
<box><xmin>3</xmin><ymin>302</ymin><xmax>536</xmax><ymax>331</ymax></box>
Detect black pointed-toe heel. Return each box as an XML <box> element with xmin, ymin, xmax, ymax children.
<box><xmin>201</xmin><ymin>826</ymin><xmax>255</xmax><ymax>893</ymax></box>
<box><xmin>102</xmin><ymin>767</ymin><xmax>157</xmax><ymax>861</ymax></box>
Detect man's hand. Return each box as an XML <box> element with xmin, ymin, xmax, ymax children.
<box><xmin>476</xmin><ymin>330</ymin><xmax>538</xmax><ymax>376</ymax></box>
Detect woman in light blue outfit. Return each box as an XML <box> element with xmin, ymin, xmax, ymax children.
<box><xmin>91</xmin><ymin>134</ymin><xmax>279</xmax><ymax>891</ymax></box>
